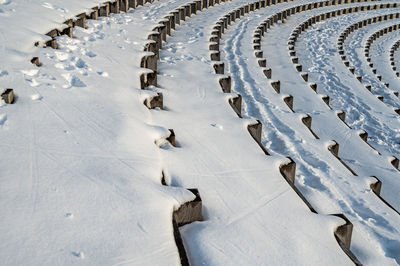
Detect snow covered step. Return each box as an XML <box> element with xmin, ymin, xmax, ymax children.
<box><xmin>283</xmin><ymin>94</ymin><xmax>294</xmax><ymax>111</ymax></box>
<box><xmin>155</xmin><ymin>128</ymin><xmax>178</xmax><ymax>147</ymax></box>
<box><xmin>270</xmin><ymin>80</ymin><xmax>280</xmax><ymax>93</ymax></box>
<box><xmin>141</xmin><ymin>53</ymin><xmax>158</xmax><ymax>73</ymax></box>
<box><xmin>87</xmin><ymin>6</ymin><xmax>99</xmax><ymax>20</ymax></box>
<box><xmin>213</xmin><ymin>62</ymin><xmax>225</xmax><ymax>74</ymax></box>
<box><xmin>258</xmin><ymin>58</ymin><xmax>267</xmax><ymax>67</ymax></box>
<box><xmin>120</xmin><ymin>0</ymin><xmax>130</xmax><ymax>12</ymax></box>
<box><xmin>219</xmin><ymin>75</ymin><xmax>231</xmax><ymax>92</ymax></box>
<box><xmin>247</xmin><ymin>119</ymin><xmax>272</xmax><ymax>155</ymax></box>
<box><xmin>145</xmin><ymin>40</ymin><xmax>159</xmax><ymax>58</ymax></box>
<box><xmin>74</xmin><ymin>13</ymin><xmax>87</xmax><ymax>28</ymax></box>
<box><xmin>140</xmin><ymin>69</ymin><xmax>157</xmax><ymax>88</ymax></box>
<box><xmin>260</xmin><ymin>66</ymin><xmax>271</xmax><ymax>78</ymax></box>
<box><xmin>167</xmin><ymin>129</ymin><xmax>177</xmax><ymax>147</ymax></box>
<box><xmin>62</xmin><ymin>19</ymin><xmax>75</xmax><ymax>38</ymax></box>
<box><xmin>144</xmin><ymin>92</ymin><xmax>164</xmax><ymax>109</ymax></box>
<box><xmin>389</xmin><ymin>39</ymin><xmax>400</xmax><ymax>77</ymax></box>
<box><xmin>228</xmin><ymin>93</ymin><xmax>242</xmax><ymax>117</ymax></box>
<box><xmin>300</xmin><ymin>114</ymin><xmax>319</xmax><ymax>139</ymax></box>
<box><xmin>327</xmin><ymin>141</ymin><xmax>358</xmax><ymax>175</ymax></box>
<box><xmin>167</xmin><ymin>185</ymin><xmax>204</xmax><ymax>266</ymax></box>
<box><xmin>30</xmin><ymin>57</ymin><xmax>41</xmax><ymax>67</ymax></box>
<box><xmin>173</xmin><ymin>188</ymin><xmax>203</xmax><ymax>226</ymax></box>
<box><xmin>357</xmin><ymin>130</ymin><xmax>382</xmax><ymax>154</ymax></box>
<box><xmin>44</xmin><ymin>29</ymin><xmax>60</xmax><ymax>49</ymax></box>
<box><xmin>210</xmin><ymin>51</ymin><xmax>221</xmax><ymax>61</ymax></box>
<box><xmin>99</xmin><ymin>2</ymin><xmax>110</xmax><ymax>16</ymax></box>
<box><xmin>109</xmin><ymin>0</ymin><xmax>121</xmax><ymax>14</ymax></box>
<box><xmin>1</xmin><ymin>88</ymin><xmax>14</xmax><ymax>104</ymax></box>
<box><xmin>369</xmin><ymin>176</ymin><xmax>400</xmax><ymax>215</ymax></box>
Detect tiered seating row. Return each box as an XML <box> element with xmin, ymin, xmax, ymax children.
<box><xmin>337</xmin><ymin>13</ymin><xmax>400</xmax><ymax>107</ymax></box>
<box><xmin>389</xmin><ymin>40</ymin><xmax>400</xmax><ymax>77</ymax></box>
<box><xmin>364</xmin><ymin>23</ymin><xmax>400</xmax><ymax>91</ymax></box>
<box><xmin>285</xmin><ymin>8</ymin><xmax>400</xmax><ymax>214</ymax></box>
<box><xmin>206</xmin><ymin>1</ymin><xmax>392</xmax><ymax>264</ymax></box>
<box><xmin>32</xmin><ymin>0</ymin><xmax>235</xmax><ymax>263</ymax></box>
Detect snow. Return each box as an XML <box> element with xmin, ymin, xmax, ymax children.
<box><xmin>1</xmin><ymin>0</ymin><xmax>400</xmax><ymax>265</ymax></box>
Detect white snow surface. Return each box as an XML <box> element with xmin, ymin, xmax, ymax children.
<box><xmin>1</xmin><ymin>0</ymin><xmax>400</xmax><ymax>265</ymax></box>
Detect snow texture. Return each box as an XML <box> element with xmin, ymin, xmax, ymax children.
<box><xmin>1</xmin><ymin>0</ymin><xmax>400</xmax><ymax>265</ymax></box>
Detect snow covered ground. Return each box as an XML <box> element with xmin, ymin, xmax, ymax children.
<box><xmin>1</xmin><ymin>0</ymin><xmax>400</xmax><ymax>265</ymax></box>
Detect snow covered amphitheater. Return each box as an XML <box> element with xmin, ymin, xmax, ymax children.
<box><xmin>1</xmin><ymin>0</ymin><xmax>400</xmax><ymax>264</ymax></box>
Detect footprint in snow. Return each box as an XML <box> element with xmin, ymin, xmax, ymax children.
<box><xmin>55</xmin><ymin>63</ymin><xmax>75</xmax><ymax>71</ymax></box>
<box><xmin>62</xmin><ymin>74</ymin><xmax>86</xmax><ymax>88</ymax></box>
<box><xmin>25</xmin><ymin>78</ymin><xmax>40</xmax><ymax>87</ymax></box>
<box><xmin>84</xmin><ymin>50</ymin><xmax>96</xmax><ymax>58</ymax></box>
<box><xmin>97</xmin><ymin>71</ymin><xmax>109</xmax><ymax>77</ymax></box>
<box><xmin>75</xmin><ymin>58</ymin><xmax>87</xmax><ymax>69</ymax></box>
<box><xmin>211</xmin><ymin>124</ymin><xmax>223</xmax><ymax>130</ymax></box>
<box><xmin>65</xmin><ymin>44</ymin><xmax>78</xmax><ymax>52</ymax></box>
<box><xmin>55</xmin><ymin>51</ymin><xmax>69</xmax><ymax>61</ymax></box>
<box><xmin>167</xmin><ymin>47</ymin><xmax>176</xmax><ymax>53</ymax></box>
<box><xmin>85</xmin><ymin>36</ymin><xmax>97</xmax><ymax>42</ymax></box>
<box><xmin>21</xmin><ymin>69</ymin><xmax>38</xmax><ymax>77</ymax></box>
<box><xmin>71</xmin><ymin>251</ymin><xmax>84</xmax><ymax>259</ymax></box>
<box><xmin>0</xmin><ymin>70</ymin><xmax>8</xmax><ymax>77</ymax></box>
<box><xmin>41</xmin><ymin>2</ymin><xmax>68</xmax><ymax>13</ymax></box>
<box><xmin>70</xmin><ymin>77</ymin><xmax>86</xmax><ymax>87</ymax></box>
<box><xmin>31</xmin><ymin>94</ymin><xmax>42</xmax><ymax>101</ymax></box>
<box><xmin>0</xmin><ymin>114</ymin><xmax>7</xmax><ymax>126</ymax></box>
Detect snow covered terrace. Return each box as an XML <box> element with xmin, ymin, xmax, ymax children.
<box><xmin>0</xmin><ymin>0</ymin><xmax>400</xmax><ymax>265</ymax></box>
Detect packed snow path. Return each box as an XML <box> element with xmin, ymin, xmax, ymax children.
<box><xmin>1</xmin><ymin>0</ymin><xmax>400</xmax><ymax>265</ymax></box>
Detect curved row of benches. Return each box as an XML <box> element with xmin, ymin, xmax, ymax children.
<box><xmin>140</xmin><ymin>0</ymin><xmax>238</xmax><ymax>264</ymax></box>
<box><xmin>364</xmin><ymin>22</ymin><xmax>400</xmax><ymax>91</ymax></box>
<box><xmin>389</xmin><ymin>39</ymin><xmax>400</xmax><ymax>78</ymax></box>
<box><xmin>289</xmin><ymin>10</ymin><xmax>399</xmax><ymax>157</ymax></box>
<box><xmin>284</xmin><ymin>6</ymin><xmax>400</xmax><ymax>214</ymax></box>
<box><xmin>255</xmin><ymin>0</ymin><xmax>400</xmax><ymax>241</ymax></box>
<box><xmin>254</xmin><ymin>4</ymin><xmax>384</xmax><ymax>180</ymax></box>
<box><xmin>205</xmin><ymin>0</ymin><xmax>390</xmax><ymax>264</ymax></box>
<box><xmin>27</xmin><ymin>0</ymin><xmax>400</xmax><ymax>264</ymax></box>
<box><xmin>30</xmin><ymin>0</ymin><xmax>224</xmax><ymax>264</ymax></box>
<box><xmin>337</xmin><ymin>13</ymin><xmax>400</xmax><ymax>106</ymax></box>
<box><xmin>261</xmin><ymin>4</ymin><xmax>400</xmax><ymax>170</ymax></box>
